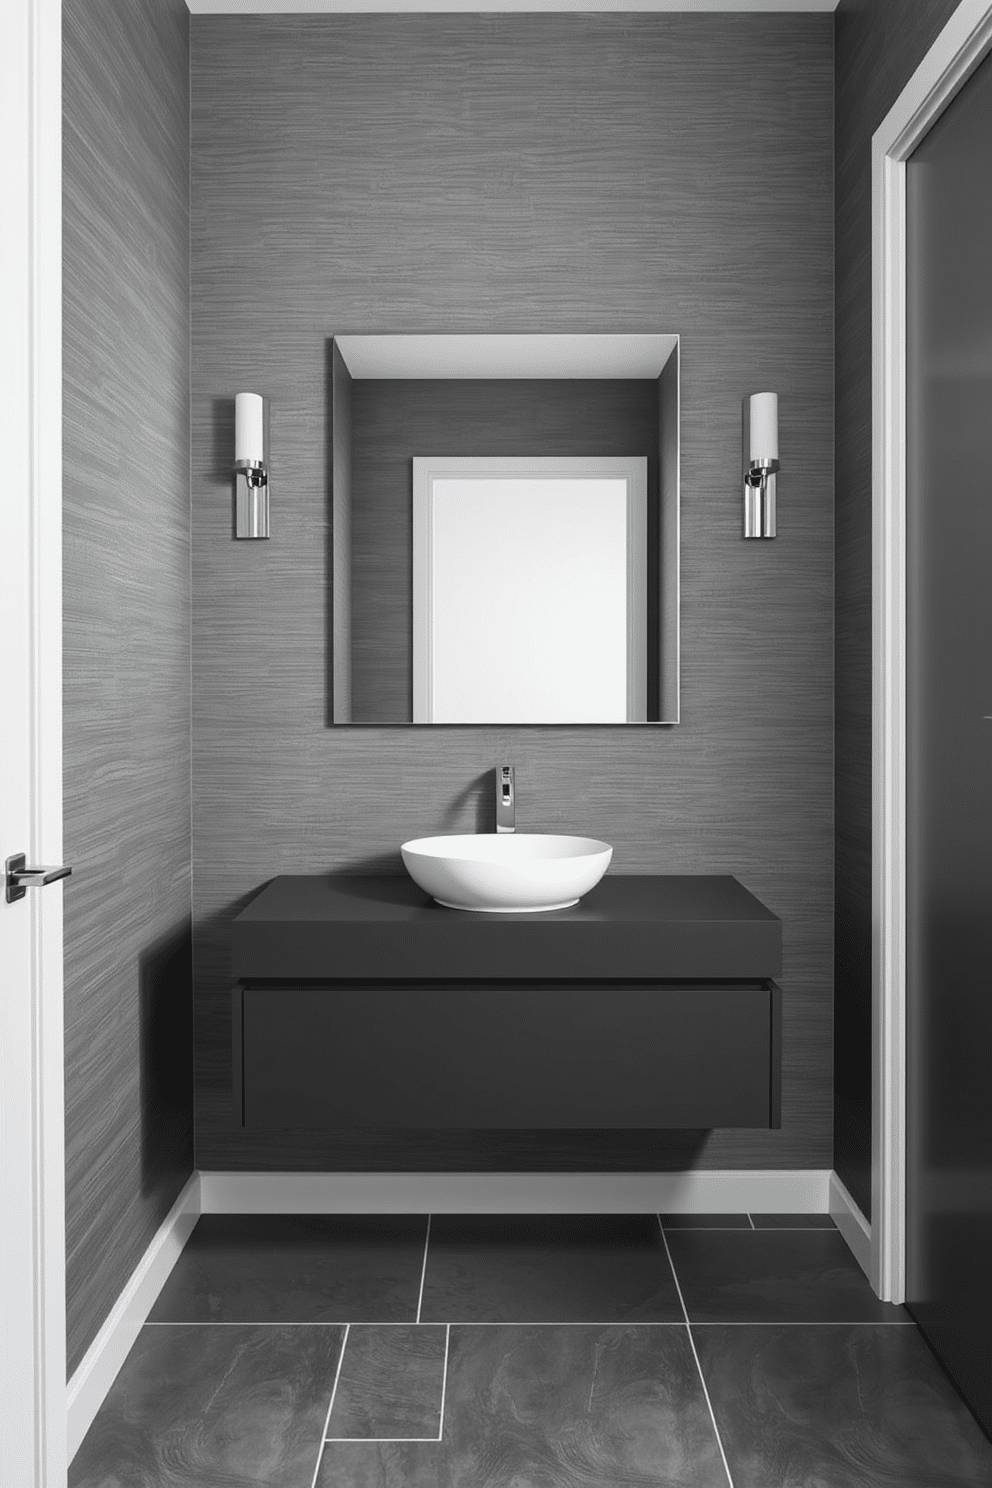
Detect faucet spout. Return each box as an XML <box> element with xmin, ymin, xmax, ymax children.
<box><xmin>496</xmin><ymin>765</ymin><xmax>515</xmax><ymax>834</ymax></box>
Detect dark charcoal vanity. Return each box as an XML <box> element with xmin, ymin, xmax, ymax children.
<box><xmin>231</xmin><ymin>875</ymin><xmax>782</xmax><ymax>1132</ymax></box>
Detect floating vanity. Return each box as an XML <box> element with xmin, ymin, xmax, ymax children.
<box><xmin>231</xmin><ymin>874</ymin><xmax>782</xmax><ymax>1132</ymax></box>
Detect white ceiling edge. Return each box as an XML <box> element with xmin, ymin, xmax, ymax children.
<box><xmin>188</xmin><ymin>1</ymin><xmax>838</xmax><ymax>14</ymax></box>
<box><xmin>334</xmin><ymin>334</ymin><xmax>679</xmax><ymax>380</ymax></box>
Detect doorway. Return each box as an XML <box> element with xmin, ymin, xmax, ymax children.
<box><xmin>904</xmin><ymin>38</ymin><xmax>992</xmax><ymax>1438</ymax></box>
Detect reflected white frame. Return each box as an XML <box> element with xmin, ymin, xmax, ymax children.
<box><xmin>412</xmin><ymin>456</ymin><xmax>647</xmax><ymax>724</ymax></box>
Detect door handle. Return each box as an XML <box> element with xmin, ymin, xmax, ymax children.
<box><xmin>5</xmin><ymin>853</ymin><xmax>72</xmax><ymax>905</ymax></box>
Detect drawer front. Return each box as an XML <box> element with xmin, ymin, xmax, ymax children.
<box><xmin>237</xmin><ymin>983</ymin><xmax>779</xmax><ymax>1130</ymax></box>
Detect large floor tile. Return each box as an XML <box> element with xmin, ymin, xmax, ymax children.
<box><xmin>316</xmin><ymin>1440</ymin><xmax>438</xmax><ymax>1488</ymax></box>
<box><xmin>419</xmin><ymin>1214</ymin><xmax>683</xmax><ymax>1323</ymax></box>
<box><xmin>69</xmin><ymin>1324</ymin><xmax>343</xmax><ymax>1488</ymax></box>
<box><xmin>749</xmin><ymin>1212</ymin><xmax>836</xmax><ymax>1230</ymax></box>
<box><xmin>327</xmin><ymin>1325</ymin><xmax>448</xmax><ymax>1440</ymax></box>
<box><xmin>316</xmin><ymin>1325</ymin><xmax>727</xmax><ymax>1487</ymax></box>
<box><xmin>148</xmin><ymin>1215</ymin><xmax>428</xmax><ymax>1323</ymax></box>
<box><xmin>666</xmin><ymin>1229</ymin><xmax>909</xmax><ymax>1323</ymax></box>
<box><xmin>695</xmin><ymin>1324</ymin><xmax>992</xmax><ymax>1486</ymax></box>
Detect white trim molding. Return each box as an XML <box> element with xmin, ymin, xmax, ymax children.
<box><xmin>829</xmin><ymin>1171</ymin><xmax>871</xmax><ymax>1281</ymax></box>
<box><xmin>188</xmin><ymin>2</ymin><xmax>839</xmax><ymax>15</ymax></box>
<box><xmin>0</xmin><ymin>0</ymin><xmax>66</xmax><ymax>1483</ymax></box>
<box><xmin>872</xmin><ymin>0</ymin><xmax>992</xmax><ymax>1305</ymax></box>
<box><xmin>198</xmin><ymin>1168</ymin><xmax>833</xmax><ymax>1214</ymax></box>
<box><xmin>67</xmin><ymin>1176</ymin><xmax>201</xmax><ymax>1464</ymax></box>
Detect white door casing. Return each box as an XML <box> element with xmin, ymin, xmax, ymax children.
<box><xmin>0</xmin><ymin>0</ymin><xmax>67</xmax><ymax>1482</ymax></box>
<box><xmin>871</xmin><ymin>0</ymin><xmax>992</xmax><ymax>1304</ymax></box>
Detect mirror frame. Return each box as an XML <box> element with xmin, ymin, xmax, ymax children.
<box><xmin>330</xmin><ymin>334</ymin><xmax>680</xmax><ymax>726</ymax></box>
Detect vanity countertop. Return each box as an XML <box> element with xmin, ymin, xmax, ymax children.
<box><xmin>231</xmin><ymin>873</ymin><xmax>781</xmax><ymax>982</ymax></box>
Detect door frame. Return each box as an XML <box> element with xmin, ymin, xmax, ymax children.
<box><xmin>0</xmin><ymin>0</ymin><xmax>66</xmax><ymax>1481</ymax></box>
<box><xmin>872</xmin><ymin>0</ymin><xmax>992</xmax><ymax>1304</ymax></box>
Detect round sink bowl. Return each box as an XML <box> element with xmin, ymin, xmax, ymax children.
<box><xmin>400</xmin><ymin>833</ymin><xmax>613</xmax><ymax>913</ymax></box>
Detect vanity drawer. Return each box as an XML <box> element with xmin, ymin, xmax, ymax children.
<box><xmin>235</xmin><ymin>982</ymin><xmax>781</xmax><ymax>1130</ymax></box>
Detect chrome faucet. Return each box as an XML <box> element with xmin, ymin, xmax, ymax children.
<box><xmin>496</xmin><ymin>765</ymin><xmax>515</xmax><ymax>834</ymax></box>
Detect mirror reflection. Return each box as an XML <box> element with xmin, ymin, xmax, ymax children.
<box><xmin>414</xmin><ymin>459</ymin><xmax>647</xmax><ymax>723</ymax></box>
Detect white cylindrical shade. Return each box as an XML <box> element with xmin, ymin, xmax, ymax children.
<box><xmin>235</xmin><ymin>392</ymin><xmax>264</xmax><ymax>465</ymax></box>
<box><xmin>749</xmin><ymin>392</ymin><xmax>778</xmax><ymax>462</ymax></box>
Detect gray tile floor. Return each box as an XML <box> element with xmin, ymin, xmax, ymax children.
<box><xmin>70</xmin><ymin>1214</ymin><xmax>992</xmax><ymax>1487</ymax></box>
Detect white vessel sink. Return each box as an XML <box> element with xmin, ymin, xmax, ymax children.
<box><xmin>400</xmin><ymin>833</ymin><xmax>613</xmax><ymax>913</ymax></box>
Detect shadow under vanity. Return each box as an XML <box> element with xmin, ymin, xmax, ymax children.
<box><xmin>231</xmin><ymin>874</ymin><xmax>782</xmax><ymax>1132</ymax></box>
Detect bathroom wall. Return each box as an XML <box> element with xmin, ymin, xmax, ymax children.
<box><xmin>191</xmin><ymin>13</ymin><xmax>834</xmax><ymax>1174</ymax></box>
<box><xmin>833</xmin><ymin>0</ymin><xmax>961</xmax><ymax>1221</ymax></box>
<box><xmin>63</xmin><ymin>0</ymin><xmax>192</xmax><ymax>1375</ymax></box>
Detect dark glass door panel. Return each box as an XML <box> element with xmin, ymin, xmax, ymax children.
<box><xmin>906</xmin><ymin>43</ymin><xmax>992</xmax><ymax>1439</ymax></box>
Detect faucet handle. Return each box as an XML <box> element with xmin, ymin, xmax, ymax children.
<box><xmin>496</xmin><ymin>765</ymin><xmax>515</xmax><ymax>834</ymax></box>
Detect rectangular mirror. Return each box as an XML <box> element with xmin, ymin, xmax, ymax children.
<box><xmin>330</xmin><ymin>335</ymin><xmax>679</xmax><ymax>725</ymax></box>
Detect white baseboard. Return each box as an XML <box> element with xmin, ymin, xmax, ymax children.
<box><xmin>198</xmin><ymin>1168</ymin><xmax>833</xmax><ymax>1215</ymax></box>
<box><xmin>829</xmin><ymin>1171</ymin><xmax>872</xmax><ymax>1279</ymax></box>
<box><xmin>67</xmin><ymin>1174</ymin><xmax>200</xmax><ymax>1463</ymax></box>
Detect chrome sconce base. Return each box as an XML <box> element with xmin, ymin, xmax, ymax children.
<box><xmin>235</xmin><ymin>461</ymin><xmax>270</xmax><ymax>539</ymax></box>
<box><xmin>743</xmin><ymin>459</ymin><xmax>778</xmax><ymax>539</ymax></box>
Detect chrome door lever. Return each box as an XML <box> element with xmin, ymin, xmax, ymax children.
<box><xmin>5</xmin><ymin>853</ymin><xmax>72</xmax><ymax>904</ymax></box>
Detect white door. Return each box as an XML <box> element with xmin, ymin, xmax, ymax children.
<box><xmin>1</xmin><ymin>0</ymin><xmax>67</xmax><ymax>1483</ymax></box>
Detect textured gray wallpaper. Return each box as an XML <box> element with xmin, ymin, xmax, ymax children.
<box><xmin>833</xmin><ymin>0</ymin><xmax>961</xmax><ymax>1220</ymax></box>
<box><xmin>191</xmin><ymin>13</ymin><xmax>834</xmax><ymax>1173</ymax></box>
<box><xmin>63</xmin><ymin>0</ymin><xmax>192</xmax><ymax>1376</ymax></box>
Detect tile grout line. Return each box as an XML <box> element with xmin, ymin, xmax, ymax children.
<box><xmin>311</xmin><ymin>1323</ymin><xmax>350</xmax><ymax>1487</ymax></box>
<box><xmin>657</xmin><ymin>1217</ymin><xmax>736</xmax><ymax>1488</ymax></box>
<box><xmin>139</xmin><ymin>1318</ymin><xmax>913</xmax><ymax>1328</ymax></box>
<box><xmin>325</xmin><ymin>1437</ymin><xmax>443</xmax><ymax>1444</ymax></box>
<box><xmin>662</xmin><ymin>1226</ymin><xmax>750</xmax><ymax>1232</ymax></box>
<box><xmin>659</xmin><ymin>1222</ymin><xmax>837</xmax><ymax>1233</ymax></box>
<box><xmin>436</xmin><ymin>1324</ymin><xmax>451</xmax><ymax>1442</ymax></box>
<box><xmin>416</xmin><ymin>1214</ymin><xmax>432</xmax><ymax>1325</ymax></box>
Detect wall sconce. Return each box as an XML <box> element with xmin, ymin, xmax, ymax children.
<box><xmin>235</xmin><ymin>392</ymin><xmax>270</xmax><ymax>539</ymax></box>
<box><xmin>743</xmin><ymin>392</ymin><xmax>779</xmax><ymax>539</ymax></box>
